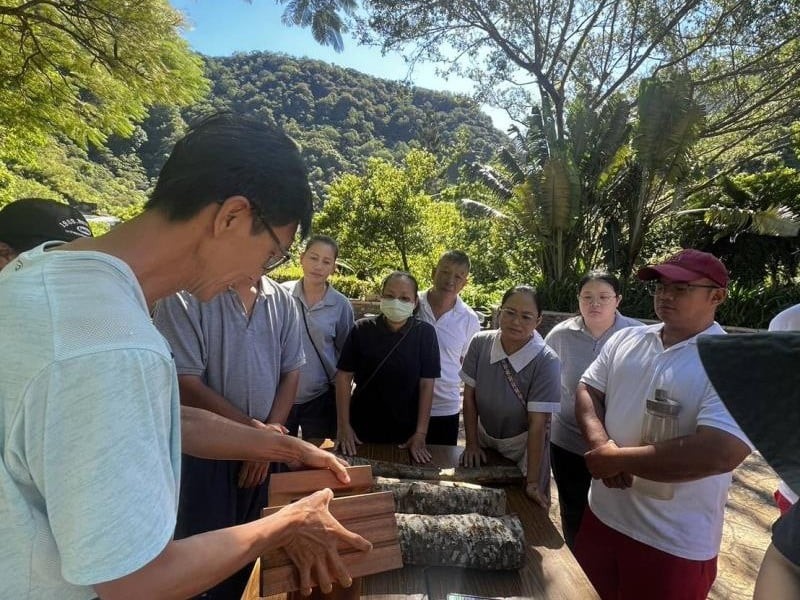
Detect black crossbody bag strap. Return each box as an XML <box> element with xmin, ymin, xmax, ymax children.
<box><xmin>295</xmin><ymin>297</ymin><xmax>335</xmax><ymax>383</ymax></box>
<box><xmin>358</xmin><ymin>320</ymin><xmax>416</xmax><ymax>393</ymax></box>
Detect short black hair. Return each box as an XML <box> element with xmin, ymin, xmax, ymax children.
<box><xmin>578</xmin><ymin>270</ymin><xmax>621</xmax><ymax>296</ymax></box>
<box><xmin>146</xmin><ymin>112</ymin><xmax>312</xmax><ymax>237</ymax></box>
<box><xmin>381</xmin><ymin>270</ymin><xmax>419</xmax><ymax>296</ymax></box>
<box><xmin>303</xmin><ymin>235</ymin><xmax>339</xmax><ymax>259</ymax></box>
<box><xmin>501</xmin><ymin>285</ymin><xmax>542</xmax><ymax>315</ymax></box>
<box><xmin>437</xmin><ymin>250</ymin><xmax>471</xmax><ymax>271</ymax></box>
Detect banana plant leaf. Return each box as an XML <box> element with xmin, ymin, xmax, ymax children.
<box><xmin>697</xmin><ymin>333</ymin><xmax>800</xmax><ymax>496</ymax></box>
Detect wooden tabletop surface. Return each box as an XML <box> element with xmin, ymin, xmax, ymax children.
<box><xmin>354</xmin><ymin>444</ymin><xmax>599</xmax><ymax>600</ymax></box>
<box><xmin>245</xmin><ymin>444</ymin><xmax>598</xmax><ymax>600</ymax></box>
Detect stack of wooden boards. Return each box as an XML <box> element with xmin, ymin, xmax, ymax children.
<box><xmin>245</xmin><ymin>462</ymin><xmax>528</xmax><ymax>599</ymax></box>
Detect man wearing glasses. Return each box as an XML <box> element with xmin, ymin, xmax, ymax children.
<box><xmin>154</xmin><ymin>210</ymin><xmax>305</xmax><ymax>598</ymax></box>
<box><xmin>0</xmin><ymin>114</ymin><xmax>370</xmax><ymax>599</ymax></box>
<box><xmin>573</xmin><ymin>249</ymin><xmax>752</xmax><ymax>600</ymax></box>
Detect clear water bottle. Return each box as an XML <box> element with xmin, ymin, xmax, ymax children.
<box><xmin>632</xmin><ymin>389</ymin><xmax>681</xmax><ymax>500</ymax></box>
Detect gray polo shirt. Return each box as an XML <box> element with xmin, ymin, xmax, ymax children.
<box><xmin>545</xmin><ymin>312</ymin><xmax>643</xmax><ymax>454</ymax></box>
<box><xmin>460</xmin><ymin>330</ymin><xmax>561</xmax><ymax>438</ymax></box>
<box><xmin>153</xmin><ymin>276</ymin><xmax>305</xmax><ymax>422</ymax></box>
<box><xmin>281</xmin><ymin>279</ymin><xmax>355</xmax><ymax>404</ymax></box>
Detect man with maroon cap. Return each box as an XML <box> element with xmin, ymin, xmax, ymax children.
<box><xmin>573</xmin><ymin>249</ymin><xmax>752</xmax><ymax>600</ymax></box>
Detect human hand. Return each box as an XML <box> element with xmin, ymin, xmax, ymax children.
<box><xmin>584</xmin><ymin>439</ymin><xmax>624</xmax><ymax>480</ymax></box>
<box><xmin>238</xmin><ymin>460</ymin><xmax>270</xmax><ymax>488</ymax></box>
<box><xmin>291</xmin><ymin>437</ymin><xmax>352</xmax><ymax>484</ymax></box>
<box><xmin>460</xmin><ymin>444</ymin><xmax>486</xmax><ymax>467</ymax></box>
<box><xmin>278</xmin><ymin>489</ymin><xmax>372</xmax><ymax>596</ymax></box>
<box><xmin>525</xmin><ymin>481</ymin><xmax>550</xmax><ymax>508</ymax></box>
<box><xmin>602</xmin><ymin>473</ymin><xmax>633</xmax><ymax>489</ymax></box>
<box><xmin>334</xmin><ymin>424</ymin><xmax>362</xmax><ymax>456</ymax></box>
<box><xmin>400</xmin><ymin>432</ymin><xmax>431</xmax><ymax>464</ymax></box>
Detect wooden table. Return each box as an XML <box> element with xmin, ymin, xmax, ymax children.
<box><xmin>352</xmin><ymin>444</ymin><xmax>598</xmax><ymax>600</ymax></box>
<box><xmin>245</xmin><ymin>444</ymin><xmax>598</xmax><ymax>600</ymax></box>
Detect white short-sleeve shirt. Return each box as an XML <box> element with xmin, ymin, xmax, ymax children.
<box><xmin>580</xmin><ymin>322</ymin><xmax>751</xmax><ymax>560</ymax></box>
<box><xmin>418</xmin><ymin>291</ymin><xmax>481</xmax><ymax>416</ymax></box>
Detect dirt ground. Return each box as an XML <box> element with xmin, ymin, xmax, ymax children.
<box><xmin>547</xmin><ymin>453</ymin><xmax>781</xmax><ymax>599</ymax></box>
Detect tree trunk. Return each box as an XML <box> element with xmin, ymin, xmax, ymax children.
<box><xmin>338</xmin><ymin>455</ymin><xmax>523</xmax><ymax>485</ymax></box>
<box><xmin>396</xmin><ymin>513</ymin><xmax>525</xmax><ymax>570</ymax></box>
<box><xmin>372</xmin><ymin>477</ymin><xmax>508</xmax><ymax>516</ymax></box>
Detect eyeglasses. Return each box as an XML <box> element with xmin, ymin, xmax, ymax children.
<box><xmin>248</xmin><ymin>203</ymin><xmax>292</xmax><ymax>272</ymax></box>
<box><xmin>499</xmin><ymin>307</ymin><xmax>539</xmax><ymax>324</ymax></box>
<box><xmin>645</xmin><ymin>281</ymin><xmax>720</xmax><ymax>297</ymax></box>
<box><xmin>578</xmin><ymin>294</ymin><xmax>618</xmax><ymax>306</ymax></box>
<box><xmin>216</xmin><ymin>199</ymin><xmax>293</xmax><ymax>272</ymax></box>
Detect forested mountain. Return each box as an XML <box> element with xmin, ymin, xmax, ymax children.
<box><xmin>61</xmin><ymin>51</ymin><xmax>504</xmax><ymax>215</ymax></box>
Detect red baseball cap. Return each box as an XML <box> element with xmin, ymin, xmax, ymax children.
<box><xmin>637</xmin><ymin>249</ymin><xmax>729</xmax><ymax>287</ymax></box>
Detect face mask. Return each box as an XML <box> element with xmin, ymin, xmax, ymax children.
<box><xmin>380</xmin><ymin>298</ymin><xmax>415</xmax><ymax>322</ymax></box>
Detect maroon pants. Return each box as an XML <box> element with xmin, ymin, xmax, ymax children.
<box><xmin>574</xmin><ymin>509</ymin><xmax>717</xmax><ymax>600</ymax></box>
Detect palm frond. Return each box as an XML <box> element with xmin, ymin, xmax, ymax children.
<box><xmin>455</xmin><ymin>198</ymin><xmax>509</xmax><ymax>219</ymax></box>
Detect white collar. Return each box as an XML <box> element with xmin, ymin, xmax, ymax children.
<box><xmin>419</xmin><ymin>290</ymin><xmax>469</xmax><ymax>315</ymax></box>
<box><xmin>489</xmin><ymin>329</ymin><xmax>547</xmax><ymax>372</ymax></box>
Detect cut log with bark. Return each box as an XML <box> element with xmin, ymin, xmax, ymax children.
<box><xmin>339</xmin><ymin>455</ymin><xmax>523</xmax><ymax>485</ymax></box>
<box><xmin>396</xmin><ymin>513</ymin><xmax>525</xmax><ymax>570</ymax></box>
<box><xmin>372</xmin><ymin>477</ymin><xmax>508</xmax><ymax>517</ymax></box>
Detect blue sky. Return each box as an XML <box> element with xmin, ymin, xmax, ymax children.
<box><xmin>170</xmin><ymin>0</ymin><xmax>510</xmax><ymax>130</ymax></box>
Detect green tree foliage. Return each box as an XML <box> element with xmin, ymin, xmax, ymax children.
<box><xmin>467</xmin><ymin>75</ymin><xmax>704</xmax><ymax>287</ymax></box>
<box><xmin>0</xmin><ymin>0</ymin><xmax>207</xmax><ymax>149</ymax></box>
<box><xmin>143</xmin><ymin>51</ymin><xmax>504</xmax><ymax>199</ymax></box>
<box><xmin>678</xmin><ymin>168</ymin><xmax>800</xmax><ymax>287</ymax></box>
<box><xmin>314</xmin><ymin>149</ymin><xmax>442</xmax><ymax>273</ymax></box>
<box><xmin>361</xmin><ymin>0</ymin><xmax>800</xmax><ymax>178</ymax></box>
<box><xmin>0</xmin><ymin>0</ymin><xmax>207</xmax><ymax>208</ymax></box>
<box><xmin>277</xmin><ymin>0</ymin><xmax>357</xmax><ymax>52</ymax></box>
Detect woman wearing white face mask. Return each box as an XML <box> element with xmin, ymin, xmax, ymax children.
<box><xmin>335</xmin><ymin>271</ymin><xmax>441</xmax><ymax>463</ymax></box>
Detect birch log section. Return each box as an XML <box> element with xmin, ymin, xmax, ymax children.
<box><xmin>339</xmin><ymin>454</ymin><xmax>523</xmax><ymax>485</ymax></box>
<box><xmin>372</xmin><ymin>477</ymin><xmax>507</xmax><ymax>516</ymax></box>
<box><xmin>396</xmin><ymin>513</ymin><xmax>525</xmax><ymax>570</ymax></box>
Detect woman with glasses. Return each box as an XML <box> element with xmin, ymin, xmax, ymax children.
<box><xmin>544</xmin><ymin>270</ymin><xmax>642</xmax><ymax>549</ymax></box>
<box><xmin>335</xmin><ymin>271</ymin><xmax>441</xmax><ymax>464</ymax></box>
<box><xmin>459</xmin><ymin>285</ymin><xmax>561</xmax><ymax>508</ymax></box>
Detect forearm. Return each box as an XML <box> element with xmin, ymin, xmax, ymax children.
<box><xmin>610</xmin><ymin>427</ymin><xmax>750</xmax><ymax>482</ymax></box>
<box><xmin>335</xmin><ymin>371</ymin><xmax>353</xmax><ymax>429</ymax></box>
<box><xmin>179</xmin><ymin>376</ymin><xmax>252</xmax><ymax>426</ymax></box>
<box><xmin>267</xmin><ymin>370</ymin><xmax>300</xmax><ymax>426</ymax></box>
<box><xmin>415</xmin><ymin>379</ymin><xmax>434</xmax><ymax>435</ymax></box>
<box><xmin>462</xmin><ymin>386</ymin><xmax>479</xmax><ymax>447</ymax></box>
<box><xmin>754</xmin><ymin>543</ymin><xmax>800</xmax><ymax>600</ymax></box>
<box><xmin>575</xmin><ymin>383</ymin><xmax>610</xmax><ymax>449</ymax></box>
<box><xmin>525</xmin><ymin>413</ymin><xmax>548</xmax><ymax>484</ymax></box>
<box><xmin>94</xmin><ymin>514</ymin><xmax>291</xmax><ymax>599</ymax></box>
<box><xmin>181</xmin><ymin>406</ymin><xmax>305</xmax><ymax>463</ymax></box>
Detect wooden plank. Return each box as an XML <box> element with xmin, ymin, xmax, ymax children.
<box><xmin>260</xmin><ymin>492</ymin><xmax>403</xmax><ymax>596</ymax></box>
<box><xmin>261</xmin><ymin>544</ymin><xmax>403</xmax><ymax>596</ymax></box>
<box><xmin>241</xmin><ymin>558</ymin><xmax>263</xmax><ymax>600</ymax></box>
<box><xmin>268</xmin><ymin>465</ymin><xmax>373</xmax><ymax>506</ymax></box>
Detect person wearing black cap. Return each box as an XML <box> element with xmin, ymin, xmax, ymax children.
<box><xmin>0</xmin><ymin>114</ymin><xmax>370</xmax><ymax>600</ymax></box>
<box><xmin>0</xmin><ymin>197</ymin><xmax>92</xmax><ymax>270</ymax></box>
<box><xmin>573</xmin><ymin>249</ymin><xmax>753</xmax><ymax>600</ymax></box>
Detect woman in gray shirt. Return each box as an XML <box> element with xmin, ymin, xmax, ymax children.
<box><xmin>544</xmin><ymin>270</ymin><xmax>642</xmax><ymax>549</ymax></box>
<box><xmin>459</xmin><ymin>285</ymin><xmax>561</xmax><ymax>508</ymax></box>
